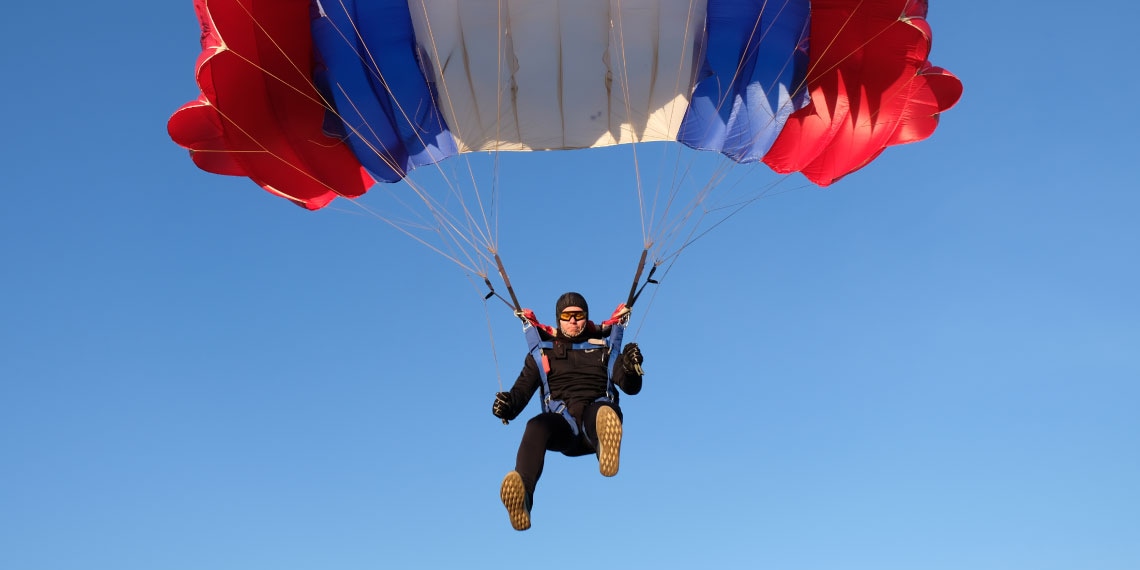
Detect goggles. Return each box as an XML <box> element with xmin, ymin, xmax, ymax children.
<box><xmin>558</xmin><ymin>310</ymin><xmax>587</xmax><ymax>322</ymax></box>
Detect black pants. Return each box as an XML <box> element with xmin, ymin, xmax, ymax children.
<box><xmin>514</xmin><ymin>401</ymin><xmax>623</xmax><ymax>499</ymax></box>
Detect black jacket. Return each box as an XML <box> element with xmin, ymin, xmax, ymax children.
<box><xmin>498</xmin><ymin>329</ymin><xmax>642</xmax><ymax>421</ymax></box>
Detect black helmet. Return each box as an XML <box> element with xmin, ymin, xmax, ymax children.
<box><xmin>554</xmin><ymin>291</ymin><xmax>588</xmax><ymax>321</ymax></box>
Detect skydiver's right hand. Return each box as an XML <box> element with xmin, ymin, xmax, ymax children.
<box><xmin>621</xmin><ymin>342</ymin><xmax>644</xmax><ymax>374</ymax></box>
<box><xmin>492</xmin><ymin>392</ymin><xmax>514</xmax><ymax>420</ymax></box>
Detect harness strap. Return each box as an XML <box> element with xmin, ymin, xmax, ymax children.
<box><xmin>521</xmin><ymin>313</ymin><xmax>628</xmax><ymax>437</ymax></box>
<box><xmin>523</xmin><ymin>323</ymin><xmax>578</xmax><ymax>435</ymax></box>
<box><xmin>604</xmin><ymin>321</ymin><xmax>625</xmax><ymax>400</ymax></box>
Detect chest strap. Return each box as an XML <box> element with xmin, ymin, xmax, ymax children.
<box><xmin>522</xmin><ymin>320</ymin><xmax>626</xmax><ymax>437</ymax></box>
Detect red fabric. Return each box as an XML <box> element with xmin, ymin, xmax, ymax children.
<box><xmin>519</xmin><ymin>302</ymin><xmax>629</xmax><ymax>334</ymax></box>
<box><xmin>601</xmin><ymin>303</ymin><xmax>630</xmax><ymax>327</ymax></box>
<box><xmin>167</xmin><ymin>0</ymin><xmax>372</xmax><ymax>209</ymax></box>
<box><xmin>764</xmin><ymin>0</ymin><xmax>963</xmax><ymax>186</ymax></box>
<box><xmin>518</xmin><ymin>309</ymin><xmax>558</xmax><ymax>338</ymax></box>
<box><xmin>168</xmin><ymin>0</ymin><xmax>963</xmax><ymax>205</ymax></box>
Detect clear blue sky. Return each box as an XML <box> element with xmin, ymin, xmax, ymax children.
<box><xmin>3</xmin><ymin>2</ymin><xmax>1138</xmax><ymax>569</ymax></box>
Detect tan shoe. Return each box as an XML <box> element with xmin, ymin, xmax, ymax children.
<box><xmin>500</xmin><ymin>471</ymin><xmax>531</xmax><ymax>531</ymax></box>
<box><xmin>595</xmin><ymin>406</ymin><xmax>623</xmax><ymax>477</ymax></box>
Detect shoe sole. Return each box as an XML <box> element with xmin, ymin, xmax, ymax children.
<box><xmin>500</xmin><ymin>471</ymin><xmax>531</xmax><ymax>531</ymax></box>
<box><xmin>596</xmin><ymin>406</ymin><xmax>622</xmax><ymax>477</ymax></box>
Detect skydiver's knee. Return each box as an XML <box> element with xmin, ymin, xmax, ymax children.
<box><xmin>521</xmin><ymin>413</ymin><xmax>561</xmax><ymax>438</ymax></box>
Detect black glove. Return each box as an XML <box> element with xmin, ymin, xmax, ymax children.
<box><xmin>621</xmin><ymin>343</ymin><xmax>644</xmax><ymax>374</ymax></box>
<box><xmin>492</xmin><ymin>392</ymin><xmax>514</xmax><ymax>420</ymax></box>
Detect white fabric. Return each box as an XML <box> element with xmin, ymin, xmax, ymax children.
<box><xmin>408</xmin><ymin>0</ymin><xmax>707</xmax><ymax>152</ymax></box>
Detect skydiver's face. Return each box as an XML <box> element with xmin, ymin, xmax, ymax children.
<box><xmin>558</xmin><ymin>306</ymin><xmax>587</xmax><ymax>337</ymax></box>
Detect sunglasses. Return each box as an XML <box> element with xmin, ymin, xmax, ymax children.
<box><xmin>559</xmin><ymin>310</ymin><xmax>587</xmax><ymax>322</ymax></box>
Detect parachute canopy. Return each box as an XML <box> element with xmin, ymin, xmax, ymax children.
<box><xmin>169</xmin><ymin>0</ymin><xmax>962</xmax><ymax>210</ymax></box>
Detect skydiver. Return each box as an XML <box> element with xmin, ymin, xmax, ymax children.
<box><xmin>491</xmin><ymin>292</ymin><xmax>644</xmax><ymax>531</ymax></box>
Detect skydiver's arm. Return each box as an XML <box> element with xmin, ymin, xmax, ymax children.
<box><xmin>612</xmin><ymin>355</ymin><xmax>642</xmax><ymax>395</ymax></box>
<box><xmin>502</xmin><ymin>354</ymin><xmax>541</xmax><ymax>416</ymax></box>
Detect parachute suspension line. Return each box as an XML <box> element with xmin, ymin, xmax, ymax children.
<box><xmin>802</xmin><ymin>8</ymin><xmax>928</xmax><ymax>133</ymax></box>
<box><xmin>651</xmin><ymin>179</ymin><xmax>718</xmax><ymax>261</ymax></box>
<box><xmin>670</xmin><ymin>0</ymin><xmax>702</xmax><ymax>127</ymax></box>
<box><xmin>624</xmin><ymin>248</ymin><xmax>660</xmax><ymax>310</ymax></box>
<box><xmin>640</xmin><ymin>1</ymin><xmax>801</xmax><ymax>162</ymax></box>
<box><xmin>322</xmin><ymin>1</ymin><xmax>499</xmax><ymax>265</ymax></box>
<box><xmin>478</xmin><ymin>1</ymin><xmax>514</xmax><ymax>313</ymax></box>
<box><xmin>492</xmin><ymin>0</ymin><xmax>506</xmax><ymax>250</ymax></box>
<box><xmin>657</xmin><ymin>169</ymin><xmax>799</xmax><ymax>267</ymax></box>
<box><xmin>465</xmin><ymin>273</ymin><xmax>509</xmax><ymax>428</ymax></box>
<box><xmin>225</xmin><ymin>1</ymin><xmax>345</xmax><ymax>121</ymax></box>
<box><xmin>484</xmin><ymin>297</ymin><xmax>507</xmax><ymax>391</ymax></box>
<box><xmin>629</xmin><ymin>258</ymin><xmax>669</xmax><ymax>339</ymax></box>
<box><xmin>611</xmin><ymin>0</ymin><xmax>649</xmax><ymax>248</ymax></box>
<box><xmin>316</xmin><ymin>0</ymin><xmax>503</xmax><ymax>275</ymax></box>
<box><xmin>194</xmin><ymin>93</ymin><xmax>487</xmax><ymax>280</ymax></box>
<box><xmin>641</xmin><ymin>0</ymin><xmax>708</xmax><ymax>253</ymax></box>
<box><xmin>644</xmin><ymin>144</ymin><xmax>714</xmax><ymax>262</ymax></box>
<box><xmin>180</xmin><ymin>12</ymin><xmax>381</xmax><ymax>206</ymax></box>
<box><xmin>187</xmin><ymin>103</ymin><xmax>344</xmax><ymax>198</ymax></box>
<box><xmin>640</xmin><ymin>149</ymin><xmax>739</xmax><ymax>267</ymax></box>
<box><xmin>408</xmin><ymin>0</ymin><xmax>500</xmax><ymax>254</ymax></box>
<box><xmin>800</xmin><ymin>0</ymin><xmax>868</xmax><ymax>82</ymax></box>
<box><xmin>341</xmin><ymin>145</ymin><xmax>490</xmax><ymax>272</ymax></box>
<box><xmin>646</xmin><ymin>1</ymin><xmax>716</xmax><ymax>248</ymax></box>
<box><xmin>636</xmin><ymin>0</ymin><xmax>703</xmax><ymax>257</ymax></box>
<box><xmin>477</xmin><ymin>251</ymin><xmax>528</xmax><ymax>426</ymax></box>
<box><xmin>324</xmin><ymin>89</ymin><xmax>490</xmax><ymax>269</ymax></box>
<box><xmin>467</xmin><ymin>272</ymin><xmax>508</xmax><ymax>391</ymax></box>
<box><xmin>321</xmin><ymin>199</ymin><xmax>487</xmax><ymax>275</ymax></box>
<box><xmin>638</xmin><ymin>0</ymin><xmax>796</xmax><ymax>269</ymax></box>
<box><xmin>646</xmin><ymin>0</ymin><xmax>809</xmax><ymax>270</ymax></box>
<box><xmin>372</xmin><ymin>178</ymin><xmax>493</xmax><ymax>271</ymax></box>
<box><xmin>322</xmin><ymin>4</ymin><xmax>447</xmax><ymax>166</ymax></box>
<box><xmin>755</xmin><ymin>2</ymin><xmax>816</xmax><ymax>139</ymax></box>
<box><xmin>202</xmin><ymin>12</ymin><xmax>493</xmax><ymax>277</ymax></box>
<box><xmin>329</xmin><ymin>137</ymin><xmax>493</xmax><ymax>275</ymax></box>
<box><xmin>646</xmin><ymin>1</ymin><xmax>815</xmax><ymax>264</ymax></box>
<box><xmin>477</xmin><ymin>258</ymin><xmax>514</xmax><ymax>427</ymax></box>
<box><xmin>640</xmin><ymin>161</ymin><xmax>755</xmax><ymax>276</ymax></box>
<box><xmin>793</xmin><ymin>1</ymin><xmax>909</xmax><ymax>105</ymax></box>
<box><xmin>702</xmin><ymin>1</ymin><xmax>798</xmax><ymax>145</ymax></box>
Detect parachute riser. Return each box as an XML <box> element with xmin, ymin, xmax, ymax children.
<box><xmin>624</xmin><ymin>249</ymin><xmax>659</xmax><ymax>311</ymax></box>
<box><xmin>625</xmin><ymin>249</ymin><xmax>648</xmax><ymax>308</ymax></box>
<box><xmin>482</xmin><ymin>277</ymin><xmax>517</xmax><ymax>313</ymax></box>
<box><xmin>484</xmin><ymin>251</ymin><xmax>525</xmax><ymax>426</ymax></box>
<box><xmin>485</xmin><ymin>249</ymin><xmax>655</xmax><ymax>425</ymax></box>
<box><xmin>481</xmin><ymin>252</ymin><xmax>525</xmax><ymax>319</ymax></box>
<box><xmin>494</xmin><ymin>253</ymin><xmax>523</xmax><ymax>313</ymax></box>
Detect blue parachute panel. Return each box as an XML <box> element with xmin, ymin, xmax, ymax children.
<box><xmin>313</xmin><ymin>0</ymin><xmax>457</xmax><ymax>183</ymax></box>
<box><xmin>678</xmin><ymin>0</ymin><xmax>811</xmax><ymax>162</ymax></box>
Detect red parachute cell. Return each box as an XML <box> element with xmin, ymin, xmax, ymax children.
<box><xmin>169</xmin><ymin>0</ymin><xmax>962</xmax><ymax>206</ymax></box>
<box><xmin>763</xmin><ymin>0</ymin><xmax>964</xmax><ymax>186</ymax></box>
<box><xmin>166</xmin><ymin>0</ymin><xmax>372</xmax><ymax>209</ymax></box>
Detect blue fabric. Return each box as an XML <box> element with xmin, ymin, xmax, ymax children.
<box><xmin>678</xmin><ymin>0</ymin><xmax>811</xmax><ymax>162</ymax></box>
<box><xmin>312</xmin><ymin>0</ymin><xmax>457</xmax><ymax>183</ymax></box>
<box><xmin>604</xmin><ymin>321</ymin><xmax>626</xmax><ymax>398</ymax></box>
<box><xmin>312</xmin><ymin>0</ymin><xmax>810</xmax><ymax>181</ymax></box>
<box><xmin>523</xmin><ymin>322</ymin><xmax>624</xmax><ymax>436</ymax></box>
<box><xmin>524</xmin><ymin>325</ymin><xmax>579</xmax><ymax>436</ymax></box>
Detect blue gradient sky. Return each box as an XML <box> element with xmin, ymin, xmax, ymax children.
<box><xmin>2</xmin><ymin>3</ymin><xmax>1137</xmax><ymax>569</ymax></box>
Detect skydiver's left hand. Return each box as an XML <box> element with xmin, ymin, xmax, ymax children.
<box><xmin>621</xmin><ymin>343</ymin><xmax>643</xmax><ymax>374</ymax></box>
<box><xmin>492</xmin><ymin>392</ymin><xmax>515</xmax><ymax>420</ymax></box>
